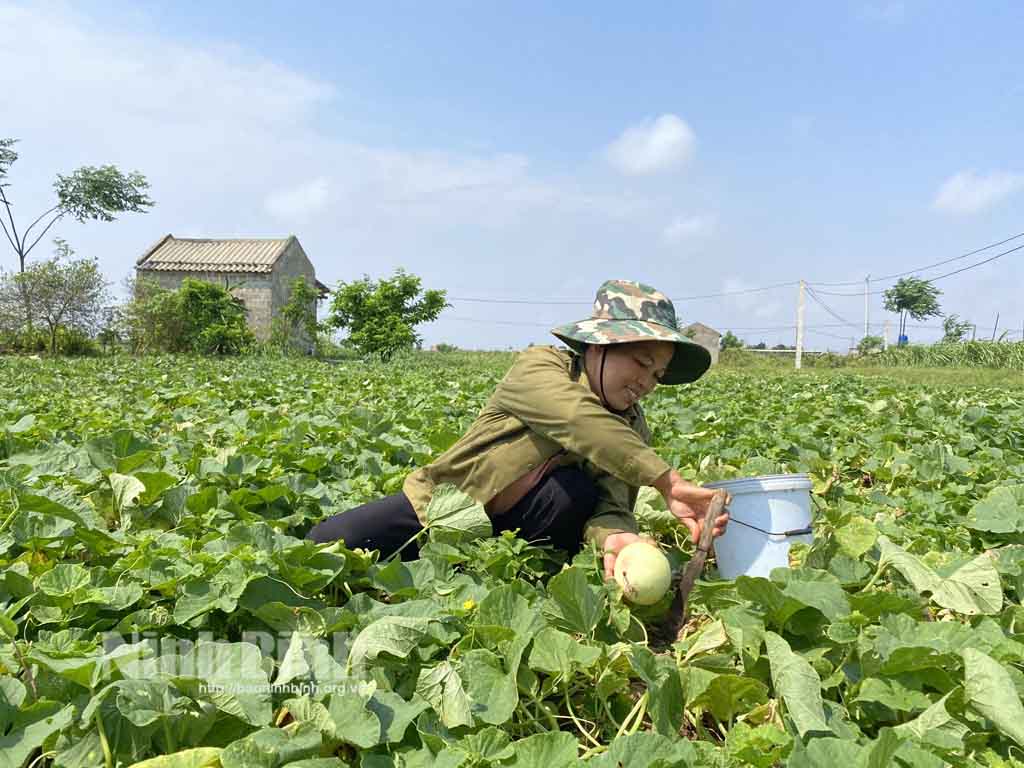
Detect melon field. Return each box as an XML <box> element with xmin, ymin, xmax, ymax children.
<box><xmin>2</xmin><ymin>352</ymin><xmax>1024</xmax><ymax>767</ymax></box>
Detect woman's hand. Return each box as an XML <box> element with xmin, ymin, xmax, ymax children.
<box><xmin>602</xmin><ymin>531</ymin><xmax>655</xmax><ymax>580</ymax></box>
<box><xmin>653</xmin><ymin>469</ymin><xmax>731</xmax><ymax>544</ymax></box>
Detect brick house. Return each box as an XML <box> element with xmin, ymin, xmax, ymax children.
<box><xmin>135</xmin><ymin>235</ymin><xmax>328</xmax><ymax>344</ymax></box>
<box><xmin>683</xmin><ymin>322</ymin><xmax>722</xmax><ymax>365</ymax></box>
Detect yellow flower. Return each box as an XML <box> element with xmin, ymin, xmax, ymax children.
<box><xmin>462</xmin><ymin>599</ymin><xmax>476</xmax><ymax>611</ymax></box>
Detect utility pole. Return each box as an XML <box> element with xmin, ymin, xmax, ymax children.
<box><xmin>864</xmin><ymin>274</ymin><xmax>870</xmax><ymax>340</ymax></box>
<box><xmin>971</xmin><ymin>324</ymin><xmax>977</xmax><ymax>341</ymax></box>
<box><xmin>883</xmin><ymin>319</ymin><xmax>890</xmax><ymax>351</ymax></box>
<box><xmin>992</xmin><ymin>313</ymin><xmax>1000</xmax><ymax>341</ymax></box>
<box><xmin>795</xmin><ymin>280</ymin><xmax>806</xmax><ymax>370</ymax></box>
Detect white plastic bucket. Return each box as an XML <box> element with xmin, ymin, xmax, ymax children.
<box><xmin>702</xmin><ymin>474</ymin><xmax>814</xmax><ymax>579</ymax></box>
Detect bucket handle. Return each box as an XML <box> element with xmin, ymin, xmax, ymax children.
<box><xmin>730</xmin><ymin>518</ymin><xmax>814</xmax><ymax>538</ymax></box>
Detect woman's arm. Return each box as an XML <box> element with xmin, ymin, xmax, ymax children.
<box><xmin>598</xmin><ymin>470</ymin><xmax>731</xmax><ymax>580</ymax></box>
<box><xmin>490</xmin><ymin>347</ymin><xmax>670</xmax><ymax>487</ymax></box>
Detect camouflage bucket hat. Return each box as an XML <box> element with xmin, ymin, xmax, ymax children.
<box><xmin>551</xmin><ymin>279</ymin><xmax>711</xmax><ymax>384</ymax></box>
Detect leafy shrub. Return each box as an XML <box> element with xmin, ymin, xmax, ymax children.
<box><xmin>123</xmin><ymin>277</ymin><xmax>254</xmax><ymax>355</ymax></box>
<box><xmin>268</xmin><ymin>277</ymin><xmax>322</xmax><ymax>354</ymax></box>
<box><xmin>719</xmin><ymin>330</ymin><xmax>744</xmax><ymax>350</ymax></box>
<box><xmin>325</xmin><ymin>269</ymin><xmax>447</xmax><ymax>360</ymax></box>
<box><xmin>856</xmin><ymin>335</ymin><xmax>884</xmax><ymax>355</ymax></box>
<box><xmin>178</xmin><ymin>279</ymin><xmax>254</xmax><ymax>354</ymax></box>
<box><xmin>57</xmin><ymin>327</ymin><xmax>101</xmax><ymax>356</ymax></box>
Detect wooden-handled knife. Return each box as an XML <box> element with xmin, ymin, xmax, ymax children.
<box><xmin>659</xmin><ymin>489</ymin><xmax>729</xmax><ymax>642</ymax></box>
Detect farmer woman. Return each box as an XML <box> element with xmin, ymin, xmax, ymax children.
<box><xmin>308</xmin><ymin>279</ymin><xmax>730</xmax><ymax>578</ymax></box>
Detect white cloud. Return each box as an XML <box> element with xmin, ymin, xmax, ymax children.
<box><xmin>662</xmin><ymin>214</ymin><xmax>714</xmax><ymax>244</ymax></box>
<box><xmin>0</xmin><ymin>3</ymin><xmax>649</xmax><ymax>283</ymax></box>
<box><xmin>0</xmin><ymin>3</ymin><xmax>734</xmax><ymax>351</ymax></box>
<box><xmin>605</xmin><ymin>114</ymin><xmax>695</xmax><ymax>175</ymax></box>
<box><xmin>265</xmin><ymin>178</ymin><xmax>330</xmax><ymax>220</ymax></box>
<box><xmin>933</xmin><ymin>170</ymin><xmax>1024</xmax><ymax>215</ymax></box>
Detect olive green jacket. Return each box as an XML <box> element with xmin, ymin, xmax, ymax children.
<box><xmin>402</xmin><ymin>345</ymin><xmax>671</xmax><ymax>547</ymax></box>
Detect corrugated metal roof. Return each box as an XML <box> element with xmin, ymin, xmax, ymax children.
<box><xmin>136</xmin><ymin>235</ymin><xmax>293</xmax><ymax>273</ymax></box>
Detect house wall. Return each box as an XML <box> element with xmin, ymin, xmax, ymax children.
<box><xmin>136</xmin><ymin>269</ymin><xmax>274</xmax><ymax>340</ymax></box>
<box><xmin>135</xmin><ymin>240</ymin><xmax>320</xmax><ymax>346</ymax></box>
<box><xmin>270</xmin><ymin>240</ymin><xmax>318</xmax><ymax>351</ymax></box>
<box><xmin>685</xmin><ymin>324</ymin><xmax>721</xmax><ymax>365</ymax></box>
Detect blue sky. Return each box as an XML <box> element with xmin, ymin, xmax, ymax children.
<box><xmin>2</xmin><ymin>1</ymin><xmax>1022</xmax><ymax>349</ymax></box>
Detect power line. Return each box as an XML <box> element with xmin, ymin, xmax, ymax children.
<box><xmin>805</xmin><ymin>328</ymin><xmax>855</xmax><ymax>341</ymax></box>
<box><xmin>805</xmin><ymin>286</ymin><xmax>859</xmax><ymax>328</ymax></box>
<box><xmin>672</xmin><ymin>281</ymin><xmax>800</xmax><ymax>301</ymax></box>
<box><xmin>807</xmin><ymin>231</ymin><xmax>1024</xmax><ymax>288</ymax></box>
<box><xmin>447</xmin><ymin>316</ymin><xmax>555</xmax><ymax>328</ymax></box>
<box><xmin>873</xmin><ymin>231</ymin><xmax>1024</xmax><ymax>282</ymax></box>
<box><xmin>923</xmin><ymin>242</ymin><xmax>1024</xmax><ymax>283</ymax></box>
<box><xmin>449</xmin><ymin>279</ymin><xmax>801</xmax><ymax>305</ymax></box>
<box><xmin>449</xmin><ymin>296</ymin><xmax>589</xmax><ymax>306</ymax></box>
<box><xmin>444</xmin><ymin>314</ymin><xmax>898</xmax><ymax>334</ymax></box>
<box><xmin>812</xmin><ymin>242</ymin><xmax>1024</xmax><ymax>297</ymax></box>
<box><xmin>438</xmin><ymin>230</ymin><xmax>1024</xmax><ymax>305</ymax></box>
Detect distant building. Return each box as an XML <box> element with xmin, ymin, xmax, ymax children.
<box><xmin>135</xmin><ymin>234</ymin><xmax>328</xmax><ymax>344</ymax></box>
<box><xmin>684</xmin><ymin>322</ymin><xmax>721</xmax><ymax>364</ymax></box>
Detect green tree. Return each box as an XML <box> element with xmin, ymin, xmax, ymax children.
<box><xmin>326</xmin><ymin>269</ymin><xmax>447</xmax><ymax>360</ymax></box>
<box><xmin>0</xmin><ymin>138</ymin><xmax>153</xmax><ymax>274</ymax></box>
<box><xmin>121</xmin><ymin>277</ymin><xmax>254</xmax><ymax>355</ymax></box>
<box><xmin>882</xmin><ymin>277</ymin><xmax>942</xmax><ymax>339</ymax></box>
<box><xmin>177</xmin><ymin>278</ymin><xmax>255</xmax><ymax>354</ymax></box>
<box><xmin>941</xmin><ymin>313</ymin><xmax>973</xmax><ymax>343</ymax></box>
<box><xmin>0</xmin><ymin>239</ymin><xmax>109</xmax><ymax>353</ymax></box>
<box><xmin>121</xmin><ymin>277</ymin><xmax>185</xmax><ymax>354</ymax></box>
<box><xmin>857</xmin><ymin>334</ymin><xmax>884</xmax><ymax>355</ymax></box>
<box><xmin>270</xmin><ymin>276</ymin><xmax>323</xmax><ymax>353</ymax></box>
<box><xmin>720</xmin><ymin>330</ymin><xmax>744</xmax><ymax>350</ymax></box>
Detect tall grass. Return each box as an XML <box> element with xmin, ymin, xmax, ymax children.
<box><xmin>872</xmin><ymin>341</ymin><xmax>1024</xmax><ymax>370</ymax></box>
<box><xmin>719</xmin><ymin>342</ymin><xmax>1024</xmax><ymax>371</ymax></box>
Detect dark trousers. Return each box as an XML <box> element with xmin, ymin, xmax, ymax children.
<box><xmin>306</xmin><ymin>466</ymin><xmax>599</xmax><ymax>561</ymax></box>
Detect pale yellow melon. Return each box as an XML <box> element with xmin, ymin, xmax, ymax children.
<box><xmin>613</xmin><ymin>541</ymin><xmax>672</xmax><ymax>605</ymax></box>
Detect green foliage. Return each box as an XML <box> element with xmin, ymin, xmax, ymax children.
<box><xmin>942</xmin><ymin>314</ymin><xmax>973</xmax><ymax>343</ymax></box>
<box><xmin>883</xmin><ymin>277</ymin><xmax>943</xmax><ymax>338</ymax></box>
<box><xmin>1</xmin><ymin>353</ymin><xmax>1024</xmax><ymax>764</ymax></box>
<box><xmin>177</xmin><ymin>278</ymin><xmax>255</xmax><ymax>354</ymax></box>
<box><xmin>325</xmin><ymin>269</ymin><xmax>447</xmax><ymax>360</ymax></box>
<box><xmin>720</xmin><ymin>349</ymin><xmax>849</xmax><ymax>370</ymax></box>
<box><xmin>0</xmin><ymin>137</ymin><xmax>154</xmax><ymax>273</ymax></box>
<box><xmin>0</xmin><ymin>238</ymin><xmax>109</xmax><ymax>353</ymax></box>
<box><xmin>720</xmin><ymin>330</ymin><xmax>744</xmax><ymax>350</ymax></box>
<box><xmin>54</xmin><ymin>165</ymin><xmax>153</xmax><ymax>223</ymax></box>
<box><xmin>121</xmin><ymin>278</ymin><xmax>186</xmax><ymax>354</ymax></box>
<box><xmin>123</xmin><ymin>277</ymin><xmax>254</xmax><ymax>355</ymax></box>
<box><xmin>0</xmin><ymin>137</ymin><xmax>16</xmax><ymax>184</ymax></box>
<box><xmin>269</xmin><ymin>277</ymin><xmax>322</xmax><ymax>354</ymax></box>
<box><xmin>874</xmin><ymin>340</ymin><xmax>1024</xmax><ymax>370</ymax></box>
<box><xmin>857</xmin><ymin>335</ymin><xmax>884</xmax><ymax>355</ymax></box>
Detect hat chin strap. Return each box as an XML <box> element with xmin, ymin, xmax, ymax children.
<box><xmin>598</xmin><ymin>347</ymin><xmax>609</xmax><ymax>408</ymax></box>
<box><xmin>600</xmin><ymin>347</ymin><xmax>624</xmax><ymax>413</ymax></box>
<box><xmin>586</xmin><ymin>345</ymin><xmax>625</xmax><ymax>414</ymax></box>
